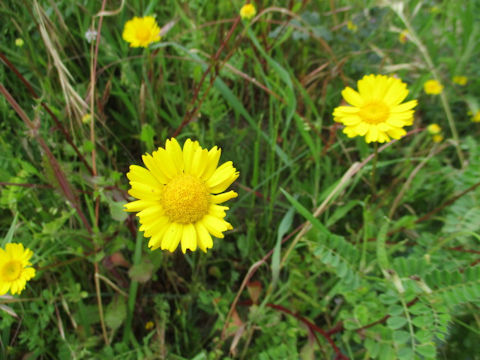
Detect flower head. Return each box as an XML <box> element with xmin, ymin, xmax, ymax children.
<box><xmin>85</xmin><ymin>29</ymin><xmax>98</xmax><ymax>43</ymax></box>
<box><xmin>145</xmin><ymin>321</ymin><xmax>154</xmax><ymax>330</ymax></box>
<box><xmin>240</xmin><ymin>3</ymin><xmax>257</xmax><ymax>20</ymax></box>
<box><xmin>347</xmin><ymin>20</ymin><xmax>358</xmax><ymax>32</ymax></box>
<box><xmin>423</xmin><ymin>79</ymin><xmax>443</xmax><ymax>95</ymax></box>
<box><xmin>427</xmin><ymin>123</ymin><xmax>441</xmax><ymax>135</ymax></box>
<box><xmin>0</xmin><ymin>243</ymin><xmax>36</xmax><ymax>296</ymax></box>
<box><xmin>399</xmin><ymin>30</ymin><xmax>408</xmax><ymax>44</ymax></box>
<box><xmin>452</xmin><ymin>76</ymin><xmax>468</xmax><ymax>86</ymax></box>
<box><xmin>432</xmin><ymin>134</ymin><xmax>443</xmax><ymax>143</ymax></box>
<box><xmin>15</xmin><ymin>38</ymin><xmax>24</xmax><ymax>47</ymax></box>
<box><xmin>125</xmin><ymin>138</ymin><xmax>239</xmax><ymax>253</ymax></box>
<box><xmin>472</xmin><ymin>110</ymin><xmax>480</xmax><ymax>123</ymax></box>
<box><xmin>332</xmin><ymin>74</ymin><xmax>417</xmax><ymax>143</ymax></box>
<box><xmin>122</xmin><ymin>16</ymin><xmax>161</xmax><ymax>48</ymax></box>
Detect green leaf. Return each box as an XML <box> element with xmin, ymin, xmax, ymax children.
<box><xmin>393</xmin><ymin>330</ymin><xmax>410</xmax><ymax>344</ymax></box>
<box><xmin>2</xmin><ymin>213</ymin><xmax>18</xmax><ymax>246</ymax></box>
<box><xmin>272</xmin><ymin>207</ymin><xmax>295</xmax><ymax>287</ymax></box>
<box><xmin>387</xmin><ymin>316</ymin><xmax>407</xmax><ymax>330</ymax></box>
<box><xmin>416</xmin><ymin>343</ymin><xmax>436</xmax><ymax>358</ymax></box>
<box><xmin>105</xmin><ymin>296</ymin><xmax>127</xmax><ymax>330</ymax></box>
<box><xmin>140</xmin><ymin>123</ymin><xmax>155</xmax><ymax>151</ymax></box>
<box><xmin>128</xmin><ymin>261</ymin><xmax>154</xmax><ymax>283</ymax></box>
<box><xmin>280</xmin><ymin>188</ymin><xmax>329</xmax><ymax>236</ymax></box>
<box><xmin>109</xmin><ymin>199</ymin><xmax>128</xmax><ymax>222</ymax></box>
<box><xmin>397</xmin><ymin>347</ymin><xmax>414</xmax><ymax>360</ymax></box>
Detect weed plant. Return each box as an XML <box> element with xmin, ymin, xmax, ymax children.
<box><xmin>0</xmin><ymin>0</ymin><xmax>479</xmax><ymax>359</ymax></box>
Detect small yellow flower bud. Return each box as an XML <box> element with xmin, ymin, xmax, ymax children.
<box><xmin>423</xmin><ymin>80</ymin><xmax>443</xmax><ymax>95</ymax></box>
<box><xmin>240</xmin><ymin>3</ymin><xmax>256</xmax><ymax>20</ymax></box>
<box><xmin>452</xmin><ymin>76</ymin><xmax>468</xmax><ymax>86</ymax></box>
<box><xmin>427</xmin><ymin>123</ymin><xmax>441</xmax><ymax>135</ymax></box>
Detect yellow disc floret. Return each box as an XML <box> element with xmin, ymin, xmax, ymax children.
<box><xmin>161</xmin><ymin>174</ymin><xmax>210</xmax><ymax>224</ymax></box>
<box><xmin>1</xmin><ymin>260</ymin><xmax>22</xmax><ymax>282</ymax></box>
<box><xmin>359</xmin><ymin>102</ymin><xmax>390</xmax><ymax>124</ymax></box>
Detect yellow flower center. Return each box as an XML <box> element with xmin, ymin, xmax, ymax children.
<box><xmin>160</xmin><ymin>174</ymin><xmax>210</xmax><ymax>224</ymax></box>
<box><xmin>1</xmin><ymin>260</ymin><xmax>22</xmax><ymax>282</ymax></box>
<box><xmin>136</xmin><ymin>26</ymin><xmax>151</xmax><ymax>41</ymax></box>
<box><xmin>359</xmin><ymin>102</ymin><xmax>390</xmax><ymax>124</ymax></box>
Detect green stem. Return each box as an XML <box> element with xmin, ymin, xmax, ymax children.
<box><xmin>122</xmin><ymin>232</ymin><xmax>143</xmax><ymax>345</ymax></box>
<box><xmin>371</xmin><ymin>142</ymin><xmax>378</xmax><ymax>196</ymax></box>
<box><xmin>391</xmin><ymin>4</ymin><xmax>464</xmax><ymax>166</ymax></box>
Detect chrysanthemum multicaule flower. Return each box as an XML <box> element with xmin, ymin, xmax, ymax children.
<box><xmin>125</xmin><ymin>138</ymin><xmax>239</xmax><ymax>253</ymax></box>
<box><xmin>122</xmin><ymin>16</ymin><xmax>161</xmax><ymax>48</ymax></box>
<box><xmin>240</xmin><ymin>4</ymin><xmax>257</xmax><ymax>20</ymax></box>
<box><xmin>0</xmin><ymin>243</ymin><xmax>36</xmax><ymax>295</ymax></box>
<box><xmin>333</xmin><ymin>74</ymin><xmax>418</xmax><ymax>143</ymax></box>
<box><xmin>423</xmin><ymin>79</ymin><xmax>443</xmax><ymax>95</ymax></box>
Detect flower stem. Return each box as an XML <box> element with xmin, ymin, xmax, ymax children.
<box><xmin>371</xmin><ymin>142</ymin><xmax>379</xmax><ymax>196</ymax></box>
<box><xmin>391</xmin><ymin>3</ymin><xmax>464</xmax><ymax>166</ymax></box>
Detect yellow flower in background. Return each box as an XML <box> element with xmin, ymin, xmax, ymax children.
<box><xmin>427</xmin><ymin>123</ymin><xmax>441</xmax><ymax>135</ymax></box>
<box><xmin>240</xmin><ymin>3</ymin><xmax>257</xmax><ymax>20</ymax></box>
<box><xmin>423</xmin><ymin>79</ymin><xmax>443</xmax><ymax>95</ymax></box>
<box><xmin>0</xmin><ymin>243</ymin><xmax>36</xmax><ymax>295</ymax></box>
<box><xmin>432</xmin><ymin>134</ymin><xmax>443</xmax><ymax>143</ymax></box>
<box><xmin>82</xmin><ymin>113</ymin><xmax>92</xmax><ymax>124</ymax></box>
<box><xmin>472</xmin><ymin>111</ymin><xmax>480</xmax><ymax>123</ymax></box>
<box><xmin>332</xmin><ymin>74</ymin><xmax>417</xmax><ymax>143</ymax></box>
<box><xmin>122</xmin><ymin>16</ymin><xmax>161</xmax><ymax>48</ymax></box>
<box><xmin>347</xmin><ymin>20</ymin><xmax>358</xmax><ymax>32</ymax></box>
<box><xmin>452</xmin><ymin>76</ymin><xmax>468</xmax><ymax>86</ymax></box>
<box><xmin>145</xmin><ymin>321</ymin><xmax>154</xmax><ymax>330</ymax></box>
<box><xmin>399</xmin><ymin>30</ymin><xmax>408</xmax><ymax>43</ymax></box>
<box><xmin>15</xmin><ymin>38</ymin><xmax>24</xmax><ymax>47</ymax></box>
<box><xmin>125</xmin><ymin>138</ymin><xmax>239</xmax><ymax>253</ymax></box>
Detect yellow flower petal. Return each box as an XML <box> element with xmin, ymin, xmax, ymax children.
<box><xmin>181</xmin><ymin>223</ymin><xmax>197</xmax><ymax>253</ymax></box>
<box><xmin>211</xmin><ymin>191</ymin><xmax>238</xmax><ymax>204</ymax></box>
<box><xmin>342</xmin><ymin>87</ymin><xmax>364</xmax><ymax>107</ymax></box>
<box><xmin>195</xmin><ymin>222</ymin><xmax>213</xmax><ymax>252</ymax></box>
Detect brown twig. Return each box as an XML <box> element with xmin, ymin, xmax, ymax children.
<box><xmin>0</xmin><ymin>182</ymin><xmax>52</xmax><ymax>189</ymax></box>
<box><xmin>172</xmin><ymin>16</ymin><xmax>241</xmax><ymax>137</ymax></box>
<box><xmin>266</xmin><ymin>303</ymin><xmax>348</xmax><ymax>359</ymax></box>
<box><xmin>0</xmin><ymin>83</ymin><xmax>92</xmax><ymax>234</ymax></box>
<box><xmin>0</xmin><ymin>52</ymin><xmax>94</xmax><ymax>175</ymax></box>
<box><xmin>89</xmin><ymin>0</ymin><xmax>109</xmax><ymax>346</ymax></box>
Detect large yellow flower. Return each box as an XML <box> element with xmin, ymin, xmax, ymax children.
<box><xmin>0</xmin><ymin>243</ymin><xmax>36</xmax><ymax>295</ymax></box>
<box><xmin>333</xmin><ymin>74</ymin><xmax>417</xmax><ymax>143</ymax></box>
<box><xmin>125</xmin><ymin>138</ymin><xmax>239</xmax><ymax>253</ymax></box>
<box><xmin>122</xmin><ymin>16</ymin><xmax>161</xmax><ymax>48</ymax></box>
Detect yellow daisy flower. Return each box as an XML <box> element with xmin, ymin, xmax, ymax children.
<box><xmin>472</xmin><ymin>111</ymin><xmax>480</xmax><ymax>123</ymax></box>
<box><xmin>332</xmin><ymin>74</ymin><xmax>417</xmax><ymax>143</ymax></box>
<box><xmin>125</xmin><ymin>138</ymin><xmax>239</xmax><ymax>253</ymax></box>
<box><xmin>432</xmin><ymin>134</ymin><xmax>443</xmax><ymax>143</ymax></box>
<box><xmin>427</xmin><ymin>123</ymin><xmax>441</xmax><ymax>135</ymax></box>
<box><xmin>122</xmin><ymin>16</ymin><xmax>161</xmax><ymax>48</ymax></box>
<box><xmin>423</xmin><ymin>79</ymin><xmax>443</xmax><ymax>95</ymax></box>
<box><xmin>452</xmin><ymin>76</ymin><xmax>468</xmax><ymax>86</ymax></box>
<box><xmin>347</xmin><ymin>20</ymin><xmax>358</xmax><ymax>32</ymax></box>
<box><xmin>240</xmin><ymin>3</ymin><xmax>257</xmax><ymax>20</ymax></box>
<box><xmin>145</xmin><ymin>321</ymin><xmax>155</xmax><ymax>330</ymax></box>
<box><xmin>399</xmin><ymin>30</ymin><xmax>408</xmax><ymax>44</ymax></box>
<box><xmin>0</xmin><ymin>243</ymin><xmax>36</xmax><ymax>296</ymax></box>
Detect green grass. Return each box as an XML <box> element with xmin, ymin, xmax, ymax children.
<box><xmin>1</xmin><ymin>0</ymin><xmax>480</xmax><ymax>358</ymax></box>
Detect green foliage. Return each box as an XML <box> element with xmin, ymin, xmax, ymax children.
<box><xmin>1</xmin><ymin>0</ymin><xmax>480</xmax><ymax>358</ymax></box>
